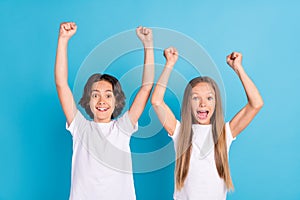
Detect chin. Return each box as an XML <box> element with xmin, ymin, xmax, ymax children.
<box><xmin>197</xmin><ymin>118</ymin><xmax>211</xmax><ymax>125</ymax></box>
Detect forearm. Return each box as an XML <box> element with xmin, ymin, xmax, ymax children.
<box><xmin>55</xmin><ymin>38</ymin><xmax>69</xmax><ymax>87</ymax></box>
<box><xmin>141</xmin><ymin>46</ymin><xmax>154</xmax><ymax>91</ymax></box>
<box><xmin>151</xmin><ymin>64</ymin><xmax>173</xmax><ymax>105</ymax></box>
<box><xmin>235</xmin><ymin>66</ymin><xmax>264</xmax><ymax>109</ymax></box>
<box><xmin>151</xmin><ymin>63</ymin><xmax>177</xmax><ymax>135</ymax></box>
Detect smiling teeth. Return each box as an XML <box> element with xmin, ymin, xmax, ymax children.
<box><xmin>97</xmin><ymin>107</ymin><xmax>107</xmax><ymax>111</ymax></box>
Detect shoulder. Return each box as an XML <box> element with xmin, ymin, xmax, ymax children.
<box><xmin>169</xmin><ymin>120</ymin><xmax>181</xmax><ymax>139</ymax></box>
<box><xmin>115</xmin><ymin>111</ymin><xmax>138</xmax><ymax>136</ymax></box>
<box><xmin>66</xmin><ymin>109</ymin><xmax>90</xmax><ymax>137</ymax></box>
<box><xmin>225</xmin><ymin>122</ymin><xmax>236</xmax><ymax>150</ymax></box>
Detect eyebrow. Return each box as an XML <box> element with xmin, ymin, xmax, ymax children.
<box><xmin>91</xmin><ymin>89</ymin><xmax>113</xmax><ymax>93</ymax></box>
<box><xmin>191</xmin><ymin>92</ymin><xmax>214</xmax><ymax>95</ymax></box>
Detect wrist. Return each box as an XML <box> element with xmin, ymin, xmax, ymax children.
<box><xmin>58</xmin><ymin>36</ymin><xmax>70</xmax><ymax>43</ymax></box>
<box><xmin>234</xmin><ymin>65</ymin><xmax>244</xmax><ymax>74</ymax></box>
<box><xmin>165</xmin><ymin>62</ymin><xmax>175</xmax><ymax>68</ymax></box>
<box><xmin>143</xmin><ymin>41</ymin><xmax>153</xmax><ymax>49</ymax></box>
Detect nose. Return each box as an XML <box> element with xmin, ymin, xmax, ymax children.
<box><xmin>97</xmin><ymin>95</ymin><xmax>106</xmax><ymax>104</ymax></box>
<box><xmin>199</xmin><ymin>99</ymin><xmax>206</xmax><ymax>107</ymax></box>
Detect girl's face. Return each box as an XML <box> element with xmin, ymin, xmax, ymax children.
<box><xmin>190</xmin><ymin>82</ymin><xmax>216</xmax><ymax>125</ymax></box>
<box><xmin>89</xmin><ymin>80</ymin><xmax>116</xmax><ymax>123</ymax></box>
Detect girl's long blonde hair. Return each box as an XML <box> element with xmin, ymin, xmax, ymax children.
<box><xmin>175</xmin><ymin>76</ymin><xmax>234</xmax><ymax>191</ymax></box>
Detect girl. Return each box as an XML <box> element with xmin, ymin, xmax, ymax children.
<box><xmin>55</xmin><ymin>22</ymin><xmax>154</xmax><ymax>200</ymax></box>
<box><xmin>151</xmin><ymin>47</ymin><xmax>263</xmax><ymax>199</ymax></box>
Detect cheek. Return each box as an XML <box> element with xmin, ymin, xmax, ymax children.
<box><xmin>89</xmin><ymin>101</ymin><xmax>95</xmax><ymax>111</ymax></box>
<box><xmin>190</xmin><ymin>100</ymin><xmax>198</xmax><ymax>109</ymax></box>
<box><xmin>110</xmin><ymin>98</ymin><xmax>116</xmax><ymax>110</ymax></box>
<box><xmin>208</xmin><ymin>99</ymin><xmax>216</xmax><ymax>108</ymax></box>
<box><xmin>211</xmin><ymin>102</ymin><xmax>216</xmax><ymax>109</ymax></box>
<box><xmin>88</xmin><ymin>99</ymin><xmax>93</xmax><ymax>107</ymax></box>
<box><xmin>191</xmin><ymin>103</ymin><xmax>198</xmax><ymax>116</ymax></box>
<box><xmin>210</xmin><ymin>104</ymin><xmax>216</xmax><ymax>115</ymax></box>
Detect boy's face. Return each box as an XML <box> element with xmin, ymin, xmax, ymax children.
<box><xmin>190</xmin><ymin>82</ymin><xmax>216</xmax><ymax>125</ymax></box>
<box><xmin>89</xmin><ymin>80</ymin><xmax>116</xmax><ymax>123</ymax></box>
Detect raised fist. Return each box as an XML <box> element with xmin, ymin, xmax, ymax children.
<box><xmin>164</xmin><ymin>47</ymin><xmax>178</xmax><ymax>66</ymax></box>
<box><xmin>226</xmin><ymin>52</ymin><xmax>243</xmax><ymax>71</ymax></box>
<box><xmin>59</xmin><ymin>22</ymin><xmax>77</xmax><ymax>39</ymax></box>
<box><xmin>136</xmin><ymin>26</ymin><xmax>153</xmax><ymax>48</ymax></box>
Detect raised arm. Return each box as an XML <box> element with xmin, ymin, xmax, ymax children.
<box><xmin>128</xmin><ymin>26</ymin><xmax>155</xmax><ymax>125</ymax></box>
<box><xmin>151</xmin><ymin>47</ymin><xmax>178</xmax><ymax>136</ymax></box>
<box><xmin>227</xmin><ymin>52</ymin><xmax>264</xmax><ymax>138</ymax></box>
<box><xmin>55</xmin><ymin>22</ymin><xmax>77</xmax><ymax>126</ymax></box>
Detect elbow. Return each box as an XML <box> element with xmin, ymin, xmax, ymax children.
<box><xmin>55</xmin><ymin>78</ymin><xmax>69</xmax><ymax>91</ymax></box>
<box><xmin>257</xmin><ymin>101</ymin><xmax>264</xmax><ymax>110</ymax></box>
<box><xmin>55</xmin><ymin>82</ymin><xmax>63</xmax><ymax>90</ymax></box>
<box><xmin>55</xmin><ymin>81</ymin><xmax>67</xmax><ymax>89</ymax></box>
<box><xmin>55</xmin><ymin>73</ymin><xmax>67</xmax><ymax>88</ymax></box>
<box><xmin>259</xmin><ymin>100</ymin><xmax>264</xmax><ymax>109</ymax></box>
<box><xmin>257</xmin><ymin>97</ymin><xmax>264</xmax><ymax>109</ymax></box>
<box><xmin>252</xmin><ymin>99</ymin><xmax>264</xmax><ymax>111</ymax></box>
<box><xmin>150</xmin><ymin>96</ymin><xmax>162</xmax><ymax>107</ymax></box>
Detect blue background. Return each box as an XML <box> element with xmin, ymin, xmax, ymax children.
<box><xmin>1</xmin><ymin>0</ymin><xmax>299</xmax><ymax>199</ymax></box>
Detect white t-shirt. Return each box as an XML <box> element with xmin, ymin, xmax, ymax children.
<box><xmin>66</xmin><ymin>110</ymin><xmax>138</xmax><ymax>200</ymax></box>
<box><xmin>171</xmin><ymin>121</ymin><xmax>235</xmax><ymax>200</ymax></box>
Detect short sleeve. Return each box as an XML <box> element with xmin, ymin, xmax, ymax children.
<box><xmin>170</xmin><ymin>120</ymin><xmax>181</xmax><ymax>149</ymax></box>
<box><xmin>225</xmin><ymin>122</ymin><xmax>236</xmax><ymax>152</ymax></box>
<box><xmin>66</xmin><ymin>110</ymin><xmax>87</xmax><ymax>138</ymax></box>
<box><xmin>116</xmin><ymin>111</ymin><xmax>138</xmax><ymax>136</ymax></box>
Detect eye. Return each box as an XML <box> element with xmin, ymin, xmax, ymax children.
<box><xmin>91</xmin><ymin>93</ymin><xmax>99</xmax><ymax>98</ymax></box>
<box><xmin>106</xmin><ymin>93</ymin><xmax>113</xmax><ymax>98</ymax></box>
<box><xmin>192</xmin><ymin>96</ymin><xmax>199</xmax><ymax>101</ymax></box>
<box><xmin>208</xmin><ymin>96</ymin><xmax>214</xmax><ymax>101</ymax></box>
